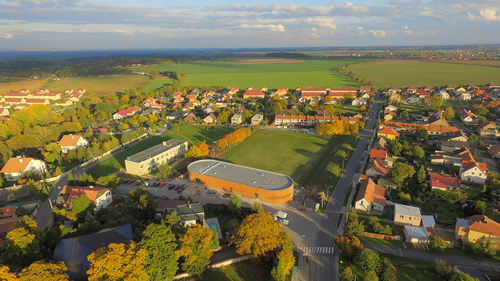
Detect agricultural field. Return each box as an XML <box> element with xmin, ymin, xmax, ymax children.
<box><xmin>139</xmin><ymin>78</ymin><xmax>173</xmax><ymax>94</ymax></box>
<box><xmin>222</xmin><ymin>130</ymin><xmax>353</xmax><ymax>186</ymax></box>
<box><xmin>346</xmin><ymin>59</ymin><xmax>500</xmax><ymax>89</ymax></box>
<box><xmin>0</xmin><ymin>79</ymin><xmax>46</xmax><ymax>94</ymax></box>
<box><xmin>46</xmin><ymin>75</ymin><xmax>150</xmax><ymax>94</ymax></box>
<box><xmin>142</xmin><ymin>60</ymin><xmax>362</xmax><ymax>89</ymax></box>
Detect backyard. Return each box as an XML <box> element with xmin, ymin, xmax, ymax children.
<box><xmin>142</xmin><ymin>59</ymin><xmax>362</xmax><ymax>89</ymax></box>
<box><xmin>222</xmin><ymin>130</ymin><xmax>356</xmax><ymax>187</ymax></box>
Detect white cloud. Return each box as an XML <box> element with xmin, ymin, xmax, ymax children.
<box><xmin>311</xmin><ymin>33</ymin><xmax>320</xmax><ymax>38</ymax></box>
<box><xmin>368</xmin><ymin>30</ymin><xmax>390</xmax><ymax>38</ymax></box>
<box><xmin>234</xmin><ymin>24</ymin><xmax>285</xmax><ymax>32</ymax></box>
<box><xmin>306</xmin><ymin>16</ymin><xmax>337</xmax><ymax>29</ymax></box>
<box><xmin>268</xmin><ymin>4</ymin><xmax>301</xmax><ymax>12</ymax></box>
<box><xmin>306</xmin><ymin>5</ymin><xmax>334</xmax><ymax>14</ymax></box>
<box><xmin>339</xmin><ymin>2</ymin><xmax>369</xmax><ymax>14</ymax></box>
<box><xmin>0</xmin><ymin>32</ymin><xmax>14</xmax><ymax>39</ymax></box>
<box><xmin>404</xmin><ymin>25</ymin><xmax>409</xmax><ymax>29</ymax></box>
<box><xmin>480</xmin><ymin>9</ymin><xmax>500</xmax><ymax>21</ymax></box>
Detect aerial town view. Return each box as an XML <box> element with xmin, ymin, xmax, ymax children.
<box><xmin>1</xmin><ymin>1</ymin><xmax>500</xmax><ymax>281</ymax></box>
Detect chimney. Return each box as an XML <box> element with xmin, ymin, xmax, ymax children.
<box><xmin>409</xmin><ymin>205</ymin><xmax>412</xmax><ymax>210</ymax></box>
<box><xmin>72</xmin><ymin>135</ymin><xmax>74</xmax><ymax>139</ymax></box>
<box><xmin>19</xmin><ymin>158</ymin><xmax>23</xmax><ymax>163</ymax></box>
<box><xmin>89</xmin><ymin>186</ymin><xmax>93</xmax><ymax>189</ymax></box>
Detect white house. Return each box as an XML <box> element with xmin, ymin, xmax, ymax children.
<box><xmin>384</xmin><ymin>105</ymin><xmax>398</xmax><ymax>112</ymax></box>
<box><xmin>354</xmin><ymin>178</ymin><xmax>386</xmax><ymax>213</ymax></box>
<box><xmin>437</xmin><ymin>90</ymin><xmax>449</xmax><ymax>100</ymax></box>
<box><xmin>460</xmin><ymin>161</ymin><xmax>488</xmax><ymax>184</ymax></box>
<box><xmin>231</xmin><ymin>113</ymin><xmax>243</xmax><ymax>125</ymax></box>
<box><xmin>461</xmin><ymin>92</ymin><xmax>472</xmax><ymax>101</ymax></box>
<box><xmin>458</xmin><ymin>109</ymin><xmax>477</xmax><ymax>125</ymax></box>
<box><xmin>58</xmin><ymin>134</ymin><xmax>89</xmax><ymax>153</ymax></box>
<box><xmin>0</xmin><ymin>108</ymin><xmax>9</xmax><ymax>116</ymax></box>
<box><xmin>0</xmin><ymin>157</ymin><xmax>47</xmax><ymax>181</ymax></box>
<box><xmin>60</xmin><ymin>186</ymin><xmax>113</xmax><ymax>211</ymax></box>
<box><xmin>251</xmin><ymin>114</ymin><xmax>263</xmax><ymax>126</ymax></box>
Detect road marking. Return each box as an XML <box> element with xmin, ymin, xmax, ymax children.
<box><xmin>298</xmin><ymin>247</ymin><xmax>335</xmax><ymax>254</ymax></box>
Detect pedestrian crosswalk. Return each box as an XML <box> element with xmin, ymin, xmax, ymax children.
<box><xmin>297</xmin><ymin>247</ymin><xmax>335</xmax><ymax>254</ymax></box>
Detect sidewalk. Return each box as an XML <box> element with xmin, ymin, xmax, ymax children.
<box><xmin>363</xmin><ymin>242</ymin><xmax>500</xmax><ymax>273</ymax></box>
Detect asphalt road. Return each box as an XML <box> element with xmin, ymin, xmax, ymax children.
<box><xmin>308</xmin><ymin>93</ymin><xmax>381</xmax><ymax>281</ymax></box>
<box><xmin>363</xmin><ymin>242</ymin><xmax>500</xmax><ymax>273</ymax></box>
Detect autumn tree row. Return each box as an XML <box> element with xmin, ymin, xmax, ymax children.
<box><xmin>316</xmin><ymin>120</ymin><xmax>362</xmax><ymax>135</ymax></box>
<box><xmin>218</xmin><ymin>128</ymin><xmax>252</xmax><ymax>149</ymax></box>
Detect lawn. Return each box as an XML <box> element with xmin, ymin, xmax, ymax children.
<box><xmin>47</xmin><ymin>75</ymin><xmax>150</xmax><ymax>94</ymax></box>
<box><xmin>88</xmin><ymin>126</ymin><xmax>234</xmax><ymax>178</ymax></box>
<box><xmin>347</xmin><ymin>59</ymin><xmax>500</xmax><ymax>89</ymax></box>
<box><xmin>222</xmin><ymin>130</ymin><xmax>344</xmax><ymax>186</ymax></box>
<box><xmin>379</xmin><ymin>254</ymin><xmax>441</xmax><ymax>281</ymax></box>
<box><xmin>140</xmin><ymin>78</ymin><xmax>173</xmax><ymax>94</ymax></box>
<box><xmin>0</xmin><ymin>79</ymin><xmax>46</xmax><ymax>94</ymax></box>
<box><xmin>142</xmin><ymin>60</ymin><xmax>362</xmax><ymax>89</ymax></box>
<box><xmin>188</xmin><ymin>259</ymin><xmax>271</xmax><ymax>281</ymax></box>
<box><xmin>335</xmin><ymin>105</ymin><xmax>362</xmax><ymax>115</ymax></box>
<box><xmin>357</xmin><ymin>235</ymin><xmax>404</xmax><ymax>248</ymax></box>
<box><xmin>167</xmin><ymin>125</ymin><xmax>238</xmax><ymax>145</ymax></box>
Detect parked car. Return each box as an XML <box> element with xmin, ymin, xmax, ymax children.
<box><xmin>280</xmin><ymin>219</ymin><xmax>289</xmax><ymax>226</ymax></box>
<box><xmin>153</xmin><ymin>182</ymin><xmax>160</xmax><ymax>187</ymax></box>
<box><xmin>159</xmin><ymin>182</ymin><xmax>166</xmax><ymax>188</ymax></box>
<box><xmin>173</xmin><ymin>185</ymin><xmax>180</xmax><ymax>191</ymax></box>
<box><xmin>177</xmin><ymin>185</ymin><xmax>185</xmax><ymax>193</ymax></box>
<box><xmin>168</xmin><ymin>184</ymin><xmax>175</xmax><ymax>190</ymax></box>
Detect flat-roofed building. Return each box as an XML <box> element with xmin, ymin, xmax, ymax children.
<box><xmin>125</xmin><ymin>139</ymin><xmax>188</xmax><ymax>176</ymax></box>
<box><xmin>187</xmin><ymin>160</ymin><xmax>294</xmax><ymax>203</ymax></box>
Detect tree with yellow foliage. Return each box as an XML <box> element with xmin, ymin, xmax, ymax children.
<box><xmin>19</xmin><ymin>261</ymin><xmax>69</xmax><ymax>281</ymax></box>
<box><xmin>184</xmin><ymin>145</ymin><xmax>201</xmax><ymax>158</ymax></box>
<box><xmin>331</xmin><ymin>120</ymin><xmax>344</xmax><ymax>135</ymax></box>
<box><xmin>175</xmin><ymin>224</ymin><xmax>214</xmax><ymax>276</ymax></box>
<box><xmin>197</xmin><ymin>141</ymin><xmax>210</xmax><ymax>157</ymax></box>
<box><xmin>271</xmin><ymin>249</ymin><xmax>295</xmax><ymax>281</ymax></box>
<box><xmin>0</xmin><ymin>264</ymin><xmax>19</xmax><ymax>281</ymax></box>
<box><xmin>87</xmin><ymin>242</ymin><xmax>149</xmax><ymax>281</ymax></box>
<box><xmin>233</xmin><ymin>212</ymin><xmax>288</xmax><ymax>258</ymax></box>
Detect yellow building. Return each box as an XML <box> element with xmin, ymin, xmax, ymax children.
<box><xmin>456</xmin><ymin>215</ymin><xmax>500</xmax><ymax>250</ymax></box>
<box><xmin>394</xmin><ymin>203</ymin><xmax>421</xmax><ymax>226</ymax></box>
<box><xmin>124</xmin><ymin>139</ymin><xmax>188</xmax><ymax>176</ymax></box>
<box><xmin>377</xmin><ymin>127</ymin><xmax>400</xmax><ymax>141</ymax></box>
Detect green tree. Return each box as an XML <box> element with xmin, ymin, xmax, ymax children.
<box><xmin>339</xmin><ymin>267</ymin><xmax>355</xmax><ymax>281</ymax></box>
<box><xmin>469</xmin><ymin>133</ymin><xmax>479</xmax><ymax>143</ymax></box>
<box><xmin>228</xmin><ymin>194</ymin><xmax>242</xmax><ymax>215</ymax></box>
<box><xmin>402</xmin><ymin>110</ymin><xmax>409</xmax><ymax>118</ymax></box>
<box><xmin>430</xmin><ymin>94</ymin><xmax>444</xmax><ymax>109</ymax></box>
<box><xmin>125</xmin><ymin>188</ymin><xmax>157</xmax><ymax>222</ymax></box>
<box><xmin>71</xmin><ymin>193</ymin><xmax>93</xmax><ymax>220</ymax></box>
<box><xmin>429</xmin><ymin>235</ymin><xmax>447</xmax><ymax>251</ymax></box>
<box><xmin>233</xmin><ymin>212</ymin><xmax>288</xmax><ymax>258</ymax></box>
<box><xmin>443</xmin><ymin>106</ymin><xmax>455</xmax><ymax>120</ymax></box>
<box><xmin>175</xmin><ymin>224</ymin><xmax>214</xmax><ymax>276</ymax></box>
<box><xmin>95</xmin><ymin>174</ymin><xmax>121</xmax><ymax>189</ymax></box>
<box><xmin>413</xmin><ymin>146</ymin><xmax>425</xmax><ymax>160</ymax></box>
<box><xmin>1</xmin><ymin>216</ymin><xmax>45</xmax><ymax>268</ymax></box>
<box><xmin>354</xmin><ymin>249</ymin><xmax>381</xmax><ymax>274</ymax></box>
<box><xmin>416</xmin><ymin>165</ymin><xmax>426</xmax><ymax>183</ymax></box>
<box><xmin>435</xmin><ymin>258</ymin><xmax>455</xmax><ymax>280</ymax></box>
<box><xmin>416</xmin><ymin>126</ymin><xmax>429</xmax><ymax>140</ymax></box>
<box><xmin>334</xmin><ymin>234</ymin><xmax>363</xmax><ymax>261</ymax></box>
<box><xmin>251</xmin><ymin>201</ymin><xmax>264</xmax><ymax>213</ymax></box>
<box><xmin>472</xmin><ymin>200</ymin><xmax>487</xmax><ymax>215</ymax></box>
<box><xmin>87</xmin><ymin>242</ymin><xmax>149</xmax><ymax>281</ymax></box>
<box><xmin>449</xmin><ymin>272</ymin><xmax>480</xmax><ymax>281</ymax></box>
<box><xmin>139</xmin><ymin>223</ymin><xmax>178</xmax><ymax>281</ymax></box>
<box><xmin>391</xmin><ymin>162</ymin><xmax>416</xmax><ymax>185</ymax></box>
<box><xmin>217</xmin><ymin>111</ymin><xmax>229</xmax><ymax>124</ymax></box>
<box><xmin>209</xmin><ymin>227</ymin><xmax>220</xmax><ymax>250</ymax></box>
<box><xmin>380</xmin><ymin>258</ymin><xmax>397</xmax><ymax>281</ymax></box>
<box><xmin>343</xmin><ymin>92</ymin><xmax>355</xmax><ymax>103</ymax></box>
<box><xmin>157</xmin><ymin>163</ymin><xmax>172</xmax><ymax>179</ymax></box>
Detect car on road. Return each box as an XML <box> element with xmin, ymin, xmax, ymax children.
<box><xmin>279</xmin><ymin>219</ymin><xmax>289</xmax><ymax>226</ymax></box>
<box><xmin>159</xmin><ymin>182</ymin><xmax>166</xmax><ymax>188</ymax></box>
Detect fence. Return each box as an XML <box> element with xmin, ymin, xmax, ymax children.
<box><xmin>359</xmin><ymin>232</ymin><xmax>401</xmax><ymax>241</ymax></box>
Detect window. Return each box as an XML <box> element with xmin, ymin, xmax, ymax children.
<box><xmin>409</xmin><ymin>217</ymin><xmax>412</xmax><ymax>220</ymax></box>
<box><xmin>400</xmin><ymin>215</ymin><xmax>404</xmax><ymax>219</ymax></box>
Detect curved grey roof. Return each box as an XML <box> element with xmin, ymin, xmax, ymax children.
<box><xmin>188</xmin><ymin>160</ymin><xmax>293</xmax><ymax>191</ymax></box>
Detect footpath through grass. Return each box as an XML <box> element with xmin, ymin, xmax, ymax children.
<box><xmin>88</xmin><ymin>126</ymin><xmax>233</xmax><ymax>178</ymax></box>
<box><xmin>223</xmin><ymin>130</ymin><xmax>339</xmax><ymax>186</ymax></box>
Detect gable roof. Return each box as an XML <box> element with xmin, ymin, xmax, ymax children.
<box><xmin>0</xmin><ymin>157</ymin><xmax>36</xmax><ymax>173</ymax></box>
<box><xmin>355</xmin><ymin>178</ymin><xmax>386</xmax><ymax>206</ymax></box>
<box><xmin>0</xmin><ymin>206</ymin><xmax>17</xmax><ymax>219</ymax></box>
<box><xmin>404</xmin><ymin>225</ymin><xmax>429</xmax><ymax>238</ymax></box>
<box><xmin>377</xmin><ymin>127</ymin><xmax>400</xmax><ymax>137</ymax></box>
<box><xmin>64</xmin><ymin>186</ymin><xmax>111</xmax><ymax>206</ymax></box>
<box><xmin>366</xmin><ymin>159</ymin><xmax>388</xmax><ymax>175</ymax></box>
<box><xmin>395</xmin><ymin>203</ymin><xmax>421</xmax><ymax>218</ymax></box>
<box><xmin>489</xmin><ymin>145</ymin><xmax>500</xmax><ymax>156</ymax></box>
<box><xmin>372</xmin><ymin>138</ymin><xmax>388</xmax><ymax>151</ymax></box>
<box><xmin>370</xmin><ymin>149</ymin><xmax>387</xmax><ymax>159</ymax></box>
<box><xmin>58</xmin><ymin>135</ymin><xmax>85</xmax><ymax>147</ymax></box>
<box><xmin>53</xmin><ymin>224</ymin><xmax>133</xmax><ymax>280</ymax></box>
<box><xmin>469</xmin><ymin>221</ymin><xmax>500</xmax><ymax>237</ymax></box>
<box><xmin>430</xmin><ymin>174</ymin><xmax>461</xmax><ymax>191</ymax></box>
<box><xmin>177</xmin><ymin>203</ymin><xmax>204</xmax><ymax>222</ymax></box>
<box><xmin>157</xmin><ymin>199</ymin><xmax>186</xmax><ymax>210</ymax></box>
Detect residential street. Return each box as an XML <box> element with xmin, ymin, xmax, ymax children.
<box><xmin>306</xmin><ymin>93</ymin><xmax>381</xmax><ymax>281</ymax></box>
<box><xmin>363</xmin><ymin>242</ymin><xmax>500</xmax><ymax>273</ymax></box>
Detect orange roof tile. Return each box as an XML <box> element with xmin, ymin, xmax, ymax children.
<box><xmin>0</xmin><ymin>157</ymin><xmax>35</xmax><ymax>173</ymax></box>
<box><xmin>355</xmin><ymin>178</ymin><xmax>386</xmax><ymax>206</ymax></box>
<box><xmin>370</xmin><ymin>149</ymin><xmax>387</xmax><ymax>159</ymax></box>
<box><xmin>58</xmin><ymin>135</ymin><xmax>84</xmax><ymax>147</ymax></box>
<box><xmin>65</xmin><ymin>186</ymin><xmax>111</xmax><ymax>206</ymax></box>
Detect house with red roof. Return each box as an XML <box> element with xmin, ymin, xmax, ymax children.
<box><xmin>354</xmin><ymin>178</ymin><xmax>386</xmax><ymax>212</ymax></box>
<box><xmin>58</xmin><ymin>134</ymin><xmax>89</xmax><ymax>153</ymax></box>
<box><xmin>58</xmin><ymin>186</ymin><xmax>112</xmax><ymax>211</ymax></box>
<box><xmin>429</xmin><ymin>174</ymin><xmax>461</xmax><ymax>191</ymax></box>
<box><xmin>370</xmin><ymin>149</ymin><xmax>387</xmax><ymax>160</ymax></box>
<box><xmin>0</xmin><ymin>108</ymin><xmax>9</xmax><ymax>117</ymax></box>
<box><xmin>456</xmin><ymin>215</ymin><xmax>500</xmax><ymax>250</ymax></box>
<box><xmin>458</xmin><ymin>109</ymin><xmax>477</xmax><ymax>125</ymax></box>
<box><xmin>377</xmin><ymin>127</ymin><xmax>400</xmax><ymax>140</ymax></box>
<box><xmin>113</xmin><ymin>109</ymin><xmax>134</xmax><ymax>119</ymax></box>
<box><xmin>458</xmin><ymin>148</ymin><xmax>488</xmax><ymax>184</ymax></box>
<box><xmin>0</xmin><ymin>157</ymin><xmax>47</xmax><ymax>181</ymax></box>
<box><xmin>365</xmin><ymin>159</ymin><xmax>388</xmax><ymax>178</ymax></box>
<box><xmin>183</xmin><ymin>113</ymin><xmax>197</xmax><ymax>122</ymax></box>
<box><xmin>243</xmin><ymin>89</ymin><xmax>265</xmax><ymax>99</ymax></box>
<box><xmin>173</xmin><ymin>92</ymin><xmax>182</xmax><ymax>98</ymax></box>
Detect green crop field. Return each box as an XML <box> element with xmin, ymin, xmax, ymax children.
<box><xmin>346</xmin><ymin>59</ymin><xmax>500</xmax><ymax>89</ymax></box>
<box><xmin>222</xmin><ymin>130</ymin><xmax>352</xmax><ymax>186</ymax></box>
<box><xmin>142</xmin><ymin>60</ymin><xmax>362</xmax><ymax>89</ymax></box>
<box><xmin>47</xmin><ymin>75</ymin><xmax>150</xmax><ymax>94</ymax></box>
<box><xmin>140</xmin><ymin>78</ymin><xmax>173</xmax><ymax>94</ymax></box>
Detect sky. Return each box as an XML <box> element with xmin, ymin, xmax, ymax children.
<box><xmin>0</xmin><ymin>0</ymin><xmax>500</xmax><ymax>50</ymax></box>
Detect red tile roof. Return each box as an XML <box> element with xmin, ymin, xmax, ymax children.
<box><xmin>66</xmin><ymin>186</ymin><xmax>111</xmax><ymax>206</ymax></box>
<box><xmin>377</xmin><ymin>127</ymin><xmax>400</xmax><ymax>137</ymax></box>
<box><xmin>370</xmin><ymin>149</ymin><xmax>387</xmax><ymax>159</ymax></box>
<box><xmin>0</xmin><ymin>157</ymin><xmax>36</xmax><ymax>173</ymax></box>
<box><xmin>355</xmin><ymin>178</ymin><xmax>386</xmax><ymax>206</ymax></box>
<box><xmin>430</xmin><ymin>174</ymin><xmax>461</xmax><ymax>191</ymax></box>
<box><xmin>58</xmin><ymin>134</ymin><xmax>84</xmax><ymax>147</ymax></box>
